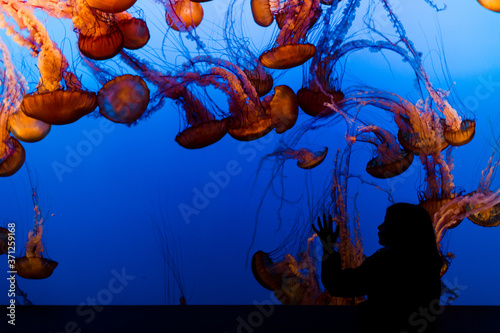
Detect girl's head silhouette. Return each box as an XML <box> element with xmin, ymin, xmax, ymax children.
<box><xmin>378</xmin><ymin>203</ymin><xmax>436</xmax><ymax>251</ymax></box>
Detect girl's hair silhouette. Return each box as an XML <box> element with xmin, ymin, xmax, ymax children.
<box><xmin>316</xmin><ymin>203</ymin><xmax>442</xmax><ymax>333</ymax></box>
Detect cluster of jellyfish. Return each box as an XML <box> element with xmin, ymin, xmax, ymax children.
<box><xmin>0</xmin><ymin>0</ymin><xmax>499</xmax><ymax>306</ymax></box>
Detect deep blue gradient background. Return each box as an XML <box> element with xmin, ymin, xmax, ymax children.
<box><xmin>1</xmin><ymin>0</ymin><xmax>499</xmax><ymax>306</ymax></box>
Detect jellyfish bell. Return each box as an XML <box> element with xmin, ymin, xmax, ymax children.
<box><xmin>353</xmin><ymin>126</ymin><xmax>414</xmax><ymax>179</ymax></box>
<box><xmin>297</xmin><ymin>87</ymin><xmax>344</xmax><ymax>117</ymax></box>
<box><xmin>366</xmin><ymin>151</ymin><xmax>414</xmax><ymax>179</ymax></box>
<box><xmin>397</xmin><ymin>126</ymin><xmax>448</xmax><ymax>156</ymax></box>
<box><xmin>15</xmin><ymin>257</ymin><xmax>58</xmax><ymax>279</ymax></box>
<box><xmin>419</xmin><ymin>193</ymin><xmax>464</xmax><ymax>229</ymax></box>
<box><xmin>0</xmin><ymin>227</ymin><xmax>10</xmax><ymax>255</ymax></box>
<box><xmin>297</xmin><ymin>147</ymin><xmax>328</xmax><ymax>169</ymax></box>
<box><xmin>250</xmin><ymin>0</ymin><xmax>274</xmax><ymax>27</ymax></box>
<box><xmin>477</xmin><ymin>0</ymin><xmax>500</xmax><ymax>12</ymax></box>
<box><xmin>86</xmin><ymin>0</ymin><xmax>137</xmax><ymax>13</ymax></box>
<box><xmin>228</xmin><ymin>115</ymin><xmax>274</xmax><ymax>141</ymax></box>
<box><xmin>78</xmin><ymin>24</ymin><xmax>124</xmax><ymax>60</ymax></box>
<box><xmin>258</xmin><ymin>0</ymin><xmax>319</xmax><ymax>69</ymax></box>
<box><xmin>251</xmin><ymin>251</ymin><xmax>282</xmax><ymax>291</ymax></box>
<box><xmin>117</xmin><ymin>17</ymin><xmax>150</xmax><ymax>50</ymax></box>
<box><xmin>0</xmin><ymin>136</ymin><xmax>26</xmax><ymax>177</ymax></box>
<box><xmin>466</xmin><ymin>190</ymin><xmax>500</xmax><ymax>227</ymax></box>
<box><xmin>275</xmin><ymin>5</ymin><xmax>322</xmax><ymax>31</ymax></box>
<box><xmin>175</xmin><ymin>118</ymin><xmax>233</xmax><ymax>149</ymax></box>
<box><xmin>243</xmin><ymin>68</ymin><xmax>274</xmax><ymax>97</ymax></box>
<box><xmin>467</xmin><ymin>204</ymin><xmax>500</xmax><ymax>227</ymax></box>
<box><xmin>8</xmin><ymin>110</ymin><xmax>51</xmax><ymax>143</ymax></box>
<box><xmin>269</xmin><ymin>85</ymin><xmax>298</xmax><ymax>134</ymax></box>
<box><xmin>98</xmin><ymin>75</ymin><xmax>150</xmax><ymax>124</ymax></box>
<box><xmin>21</xmin><ymin>90</ymin><xmax>98</xmax><ymax>125</ymax></box>
<box><xmin>259</xmin><ymin>43</ymin><xmax>316</xmax><ymax>70</ymax></box>
<box><xmin>173</xmin><ymin>89</ymin><xmax>232</xmax><ymax>149</ymax></box>
<box><xmin>440</xmin><ymin>252</ymin><xmax>454</xmax><ymax>277</ymax></box>
<box><xmin>227</xmin><ymin>95</ymin><xmax>274</xmax><ymax>141</ymax></box>
<box><xmin>442</xmin><ymin>119</ymin><xmax>476</xmax><ymax>147</ymax></box>
<box><xmin>14</xmin><ymin>177</ymin><xmax>58</xmax><ymax>279</ymax></box>
<box><xmin>165</xmin><ymin>0</ymin><xmax>204</xmax><ymax>32</ymax></box>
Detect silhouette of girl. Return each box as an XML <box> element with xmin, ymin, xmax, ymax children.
<box><xmin>313</xmin><ymin>203</ymin><xmax>442</xmax><ymax>333</ymax></box>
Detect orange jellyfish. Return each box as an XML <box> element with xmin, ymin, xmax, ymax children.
<box><xmin>15</xmin><ymin>180</ymin><xmax>58</xmax><ymax>279</ymax></box>
<box><xmin>224</xmin><ymin>1</ymin><xmax>274</xmax><ymax>97</ymax></box>
<box><xmin>243</xmin><ymin>67</ymin><xmax>274</xmax><ymax>97</ymax></box>
<box><xmin>297</xmin><ymin>0</ymin><xmax>357</xmax><ymax>116</ymax></box>
<box><xmin>269</xmin><ymin>85</ymin><xmax>299</xmax><ymax>134</ymax></box>
<box><xmin>98</xmin><ymin>75</ymin><xmax>150</xmax><ymax>124</ymax></box>
<box><xmin>268</xmin><ymin>146</ymin><xmax>328</xmax><ymax>169</ymax></box>
<box><xmin>0</xmin><ymin>36</ymin><xmax>26</xmax><ymax>177</ymax></box>
<box><xmin>297</xmin><ymin>83</ymin><xmax>344</xmax><ymax>117</ymax></box>
<box><xmin>0</xmin><ymin>2</ymin><xmax>98</xmax><ymax>125</ymax></box>
<box><xmin>118</xmin><ymin>51</ymin><xmax>232</xmax><ymax>147</ymax></box>
<box><xmin>428</xmin><ymin>157</ymin><xmax>500</xmax><ymax>275</ymax></box>
<box><xmin>252</xmin><ymin>235</ymin><xmax>322</xmax><ymax>305</ymax></box>
<box><xmin>441</xmin><ymin>118</ymin><xmax>476</xmax><ymax>147</ymax></box>
<box><xmin>466</xmin><ymin>194</ymin><xmax>500</xmax><ymax>227</ymax></box>
<box><xmin>116</xmin><ymin>15</ymin><xmax>150</xmax><ymax>50</ymax></box>
<box><xmin>8</xmin><ymin>110</ymin><xmax>51</xmax><ymax>143</ymax></box>
<box><xmin>21</xmin><ymin>89</ymin><xmax>98</xmax><ymax>125</ymax></box>
<box><xmin>174</xmin><ymin>89</ymin><xmax>233</xmax><ymax>149</ymax></box>
<box><xmin>75</xmin><ymin>7</ymin><xmax>125</xmax><ymax>61</ymax></box>
<box><xmin>176</xmin><ymin>55</ymin><xmax>274</xmax><ymax>141</ymax></box>
<box><xmin>0</xmin><ymin>226</ymin><xmax>11</xmax><ymax>255</ymax></box>
<box><xmin>0</xmin><ymin>136</ymin><xmax>25</xmax><ymax>177</ymax></box>
<box><xmin>256</xmin><ymin>0</ymin><xmax>320</xmax><ymax>69</ymax></box>
<box><xmin>252</xmin><ymin>251</ymin><xmax>283</xmax><ymax>291</ymax></box>
<box><xmin>376</xmin><ymin>1</ymin><xmax>475</xmax><ymax>151</ymax></box>
<box><xmin>351</xmin><ymin>125</ymin><xmax>414</xmax><ymax>179</ymax></box>
<box><xmin>164</xmin><ymin>0</ymin><xmax>204</xmax><ymax>32</ymax></box>
<box><xmin>417</xmin><ymin>148</ymin><xmax>459</xmax><ymax>225</ymax></box>
<box><xmin>396</xmin><ymin>113</ymin><xmax>449</xmax><ymax>156</ymax></box>
<box><xmin>477</xmin><ymin>0</ymin><xmax>500</xmax><ymax>12</ymax></box>
<box><xmin>86</xmin><ymin>0</ymin><xmax>137</xmax><ymax>13</ymax></box>
<box><xmin>464</xmin><ymin>157</ymin><xmax>500</xmax><ymax>228</ymax></box>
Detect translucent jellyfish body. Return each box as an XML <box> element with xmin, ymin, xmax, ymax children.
<box><xmin>466</xmin><ymin>191</ymin><xmax>500</xmax><ymax>227</ymax></box>
<box><xmin>15</xmin><ymin>257</ymin><xmax>59</xmax><ymax>279</ymax></box>
<box><xmin>243</xmin><ymin>69</ymin><xmax>274</xmax><ymax>97</ymax></box>
<box><xmin>0</xmin><ymin>227</ymin><xmax>10</xmax><ymax>255</ymax></box>
<box><xmin>442</xmin><ymin>119</ymin><xmax>476</xmax><ymax>147</ymax></box>
<box><xmin>0</xmin><ymin>137</ymin><xmax>26</xmax><ymax>177</ymax></box>
<box><xmin>21</xmin><ymin>90</ymin><xmax>98</xmax><ymax>125</ymax></box>
<box><xmin>353</xmin><ymin>126</ymin><xmax>414</xmax><ymax>179</ymax></box>
<box><xmin>98</xmin><ymin>75</ymin><xmax>150</xmax><ymax>124</ymax></box>
<box><xmin>255</xmin><ymin>0</ymin><xmax>320</xmax><ymax>69</ymax></box>
<box><xmin>15</xmin><ymin>183</ymin><xmax>58</xmax><ymax>279</ymax></box>
<box><xmin>175</xmin><ymin>90</ymin><xmax>232</xmax><ymax>149</ymax></box>
<box><xmin>117</xmin><ymin>17</ymin><xmax>151</xmax><ymax>50</ymax></box>
<box><xmin>86</xmin><ymin>0</ymin><xmax>137</xmax><ymax>13</ymax></box>
<box><xmin>297</xmin><ymin>88</ymin><xmax>344</xmax><ymax>117</ymax></box>
<box><xmin>269</xmin><ymin>85</ymin><xmax>299</xmax><ymax>134</ymax></box>
<box><xmin>477</xmin><ymin>0</ymin><xmax>500</xmax><ymax>12</ymax></box>
<box><xmin>165</xmin><ymin>0</ymin><xmax>204</xmax><ymax>32</ymax></box>
<box><xmin>251</xmin><ymin>250</ymin><xmax>282</xmax><ymax>291</ymax></box>
<box><xmin>78</xmin><ymin>24</ymin><xmax>124</xmax><ymax>60</ymax></box>
<box><xmin>8</xmin><ymin>111</ymin><xmax>51</xmax><ymax>143</ymax></box>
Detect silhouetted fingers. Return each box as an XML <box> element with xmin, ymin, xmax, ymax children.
<box><xmin>327</xmin><ymin>215</ymin><xmax>334</xmax><ymax>230</ymax></box>
<box><xmin>312</xmin><ymin>224</ymin><xmax>319</xmax><ymax>235</ymax></box>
